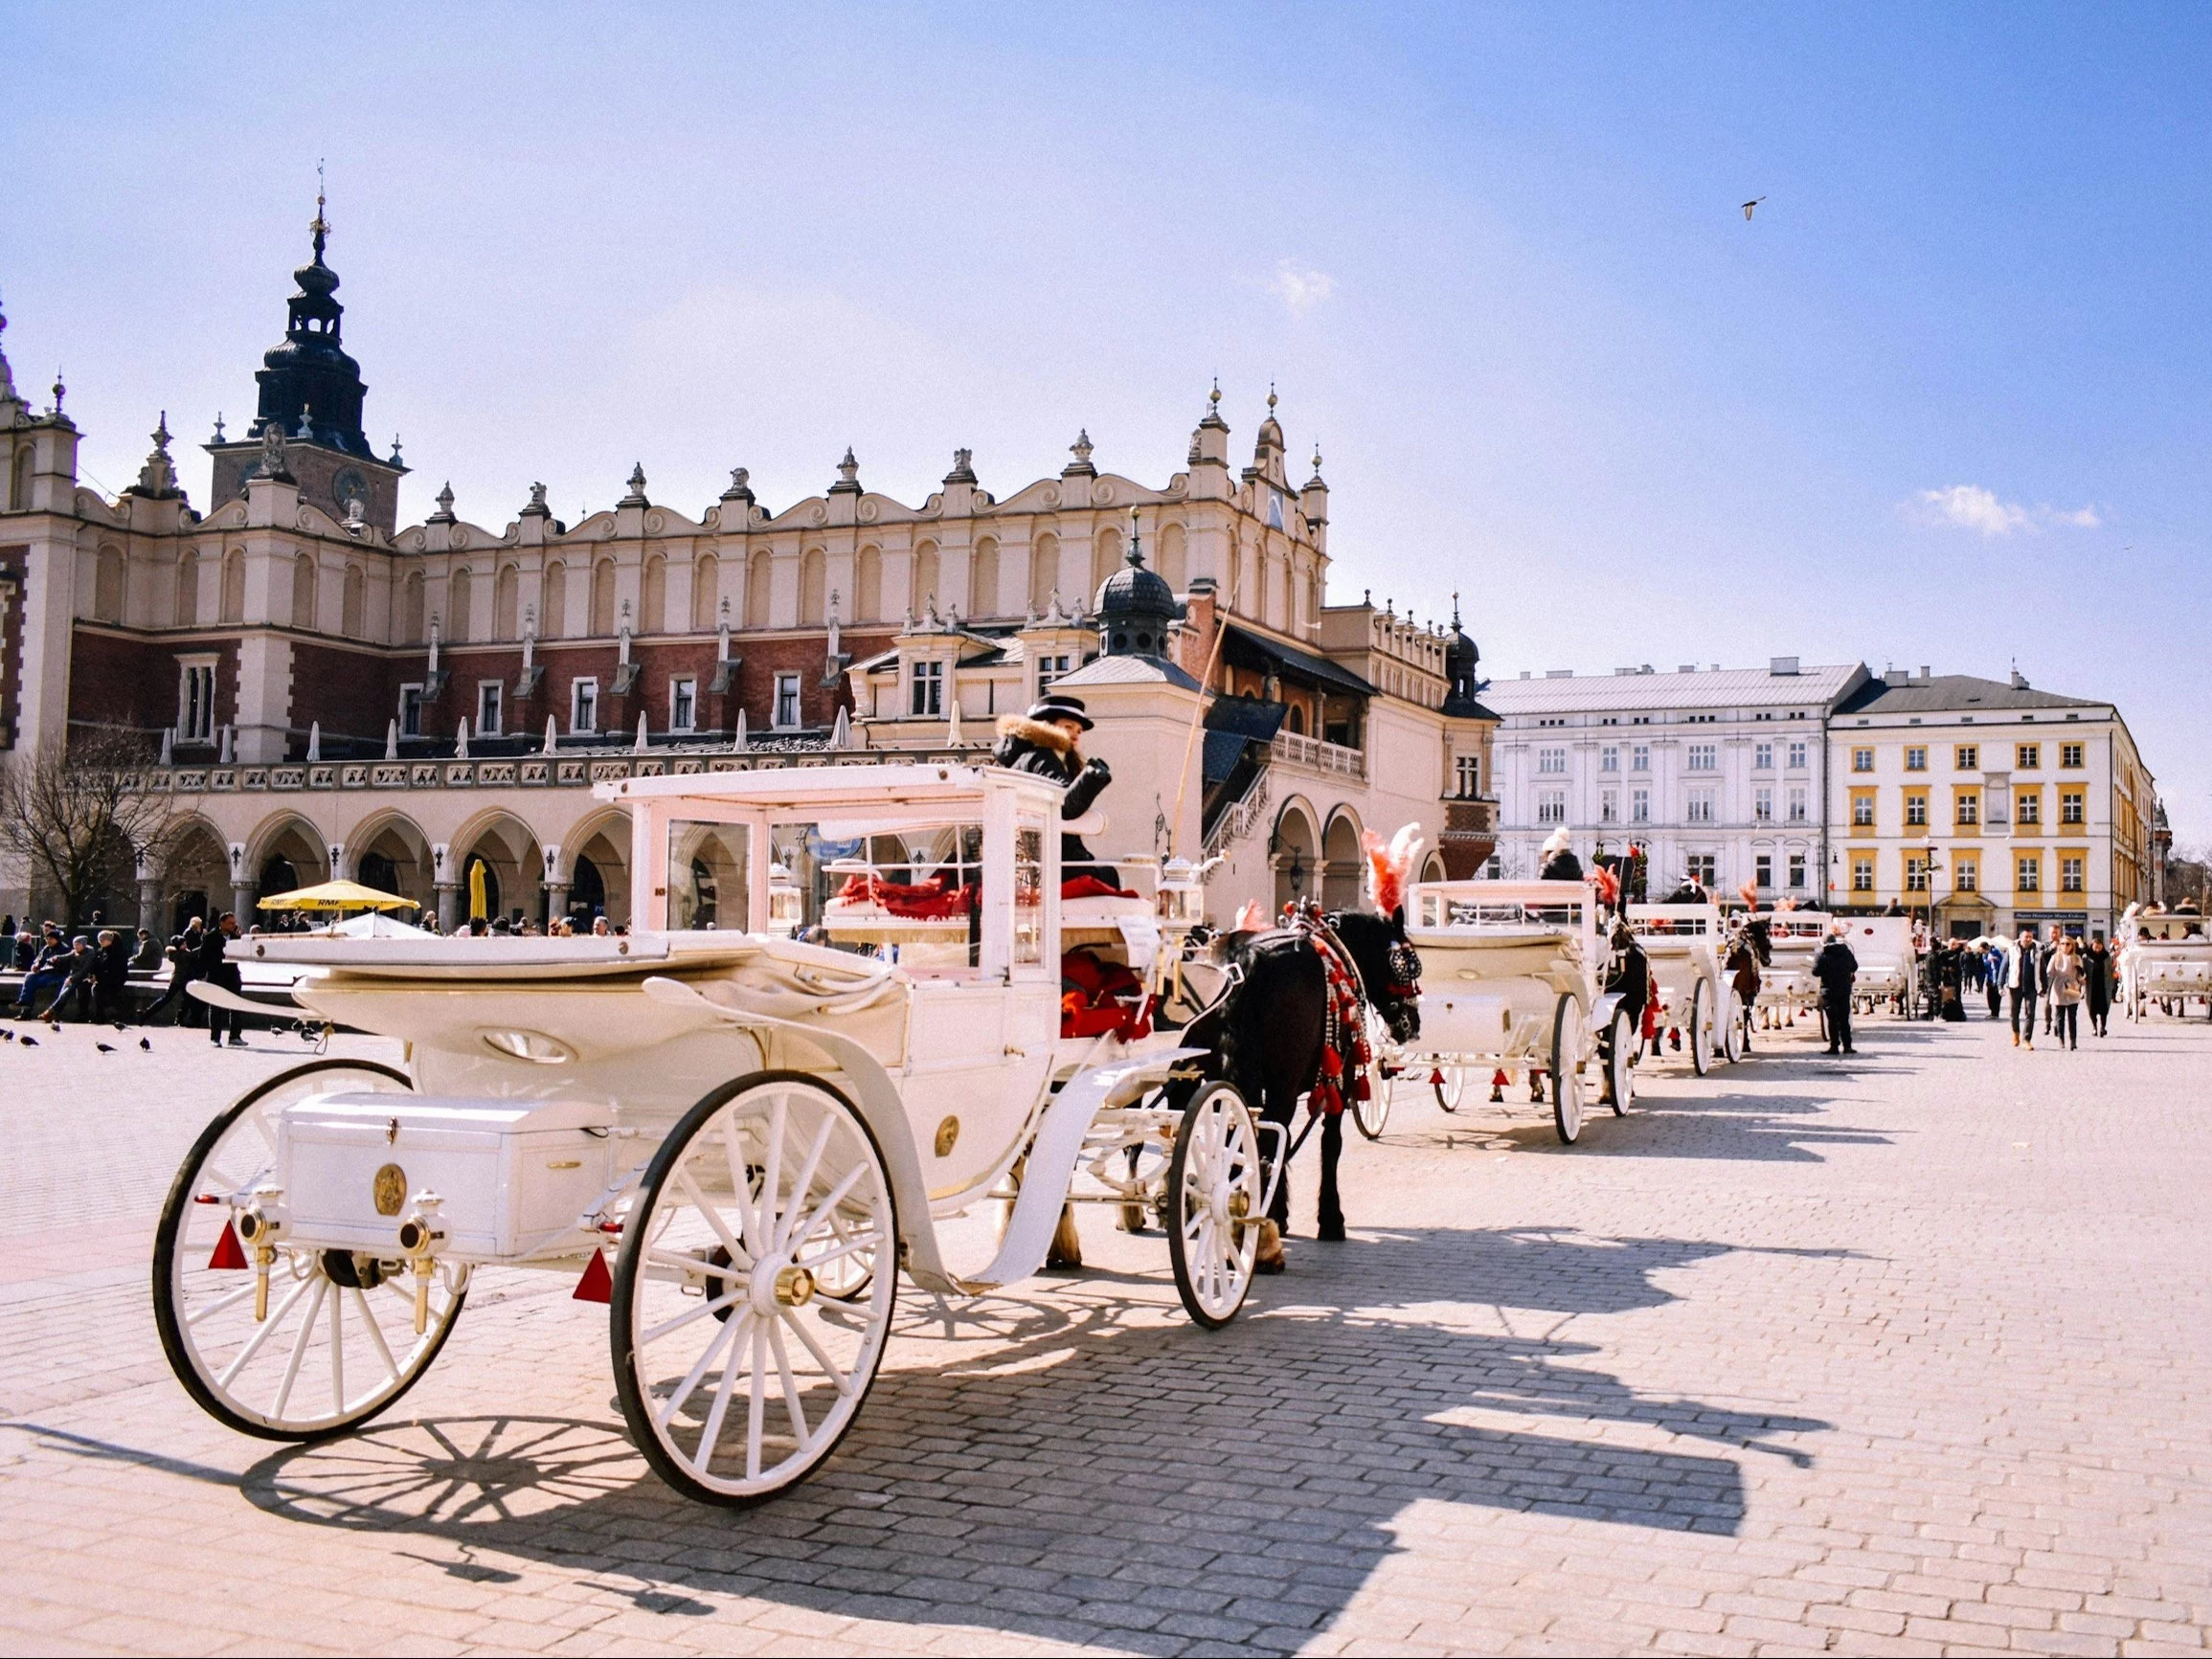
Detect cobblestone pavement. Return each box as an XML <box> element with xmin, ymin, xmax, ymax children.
<box><xmin>2</xmin><ymin>1010</ymin><xmax>2208</xmax><ymax>1657</ymax></box>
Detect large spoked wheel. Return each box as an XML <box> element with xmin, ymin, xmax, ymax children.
<box><xmin>1549</xmin><ymin>995</ymin><xmax>1584</xmax><ymax>1146</ymax></box>
<box><xmin>153</xmin><ymin>1058</ymin><xmax>468</xmax><ymax>1442</ymax></box>
<box><xmin>1603</xmin><ymin>1007</ymin><xmax>1636</xmax><ymax>1116</ymax></box>
<box><xmin>1690</xmin><ymin>981</ymin><xmax>1714</xmax><ymax>1076</ymax></box>
<box><xmin>1721</xmin><ymin>987</ymin><xmax>1744</xmax><ymax>1062</ymax></box>
<box><xmin>611</xmin><ymin>1072</ymin><xmax>897</xmax><ymax>1506</ymax></box>
<box><xmin>1166</xmin><ymin>1081</ymin><xmax>1266</xmax><ymax>1330</ymax></box>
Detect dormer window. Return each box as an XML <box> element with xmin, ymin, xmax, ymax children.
<box><xmin>910</xmin><ymin>660</ymin><xmax>944</xmax><ymax>717</ymax></box>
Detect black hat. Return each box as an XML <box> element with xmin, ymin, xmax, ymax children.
<box><xmin>1027</xmin><ymin>692</ymin><xmax>1093</xmax><ymax>730</ymax></box>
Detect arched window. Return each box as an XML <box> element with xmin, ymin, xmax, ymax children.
<box><xmin>342</xmin><ymin>564</ymin><xmax>367</xmax><ymax>639</ymax></box>
<box><xmin>493</xmin><ymin>564</ymin><xmax>520</xmax><ymax>640</ymax></box>
<box><xmin>1287</xmin><ymin>705</ymin><xmax>1306</xmax><ymax>735</ymax></box>
<box><xmin>799</xmin><ymin>548</ymin><xmax>826</xmax><ymax>625</ymax></box>
<box><xmin>447</xmin><ymin>566</ymin><xmax>472</xmax><ymax>641</ymax></box>
<box><xmin>1092</xmin><ymin>526</ymin><xmax>1121</xmax><ymax>605</ymax></box>
<box><xmin>400</xmin><ymin>570</ymin><xmax>425</xmax><ymax>643</ymax></box>
<box><xmin>746</xmin><ymin>551</ymin><xmax>772</xmax><ymax>628</ymax></box>
<box><xmin>589</xmin><ymin>559</ymin><xmax>616</xmax><ymax>636</ymax></box>
<box><xmin>854</xmin><ymin>546</ymin><xmax>882</xmax><ymax>622</ymax></box>
<box><xmin>1028</xmin><ymin>533</ymin><xmax>1058</xmax><ymax>613</ymax></box>
<box><xmin>94</xmin><ymin>546</ymin><xmax>130</xmax><ymax>622</ymax></box>
<box><xmin>221</xmin><ymin>549</ymin><xmax>245</xmax><ymax>624</ymax></box>
<box><xmin>1159</xmin><ymin>523</ymin><xmax>1186</xmax><ymax>593</ymax></box>
<box><xmin>173</xmin><ymin>549</ymin><xmax>198</xmax><ymax>627</ymax></box>
<box><xmin>970</xmin><ymin>537</ymin><xmax>999</xmax><ymax>618</ymax></box>
<box><xmin>640</xmin><ymin>554</ymin><xmax>666</xmax><ymax>633</ymax></box>
<box><xmin>90</xmin><ymin>547</ymin><xmax>125</xmax><ymax>623</ymax></box>
<box><xmin>291</xmin><ymin>553</ymin><xmax>317</xmax><ymax>630</ymax></box>
<box><xmin>911</xmin><ymin>542</ymin><xmax>939</xmax><ymax>617</ymax></box>
<box><xmin>542</xmin><ymin>560</ymin><xmax>567</xmax><ymax>638</ymax></box>
<box><xmin>690</xmin><ymin>553</ymin><xmax>719</xmax><ymax>631</ymax></box>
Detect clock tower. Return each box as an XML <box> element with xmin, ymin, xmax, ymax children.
<box><xmin>206</xmin><ymin>191</ymin><xmax>407</xmax><ymax>532</ymax></box>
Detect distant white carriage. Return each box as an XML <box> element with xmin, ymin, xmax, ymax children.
<box><xmin>1843</xmin><ymin>916</ymin><xmax>1921</xmax><ymax>1018</ymax></box>
<box><xmin>153</xmin><ymin>764</ymin><xmax>1270</xmax><ymax>1505</ymax></box>
<box><xmin>1624</xmin><ymin>902</ymin><xmax>1730</xmax><ymax>1075</ymax></box>
<box><xmin>1385</xmin><ymin>880</ymin><xmax>1638</xmax><ymax>1145</ymax></box>
<box><xmin>1752</xmin><ymin>910</ymin><xmax>1834</xmax><ymax>1029</ymax></box>
<box><xmin>2117</xmin><ymin>906</ymin><xmax>2212</xmax><ymax>1020</ymax></box>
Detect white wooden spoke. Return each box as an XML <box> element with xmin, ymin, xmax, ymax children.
<box><xmin>271</xmin><ymin>1277</ymin><xmax>327</xmax><ymax>1420</ymax></box>
<box><xmin>654</xmin><ymin>1308</ymin><xmax>748</xmax><ymax>1434</ymax></box>
<box><xmin>756</xmin><ymin>1094</ymin><xmax>788</xmax><ymax>1259</ymax></box>
<box><xmin>638</xmin><ymin>1283</ymin><xmax>745</xmax><ymax>1349</ymax></box>
<box><xmin>782</xmin><ymin>1162</ymin><xmax>868</xmax><ymax>1258</ymax></box>
<box><xmin>767</xmin><ymin>1320</ymin><xmax>812</xmax><ymax>1451</ymax></box>
<box><xmin>776</xmin><ymin>1115</ymin><xmax>837</xmax><ymax>1254</ymax></box>
<box><xmin>184</xmin><ymin>1279</ymin><xmax>262</xmax><ymax>1328</ymax></box>
<box><xmin>779</xmin><ymin>1299</ymin><xmax>855</xmax><ymax>1397</ymax></box>
<box><xmin>674</xmin><ymin>1166</ymin><xmax>748</xmax><ymax>1266</ymax></box>
<box><xmin>216</xmin><ymin>1267</ymin><xmax>317</xmax><ymax>1389</ymax></box>
<box><xmin>719</xmin><ymin>1116</ymin><xmax>756</xmax><ymax>1255</ymax></box>
<box><xmin>327</xmin><ymin>1279</ymin><xmax>347</xmax><ymax>1412</ymax></box>
<box><xmin>352</xmin><ymin>1288</ymin><xmax>400</xmax><ymax>1384</ymax></box>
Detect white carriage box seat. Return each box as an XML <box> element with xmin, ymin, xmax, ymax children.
<box><xmin>1625</xmin><ymin>902</ymin><xmax>1730</xmax><ymax>1075</ymax></box>
<box><xmin>152</xmin><ymin>762</ymin><xmax>1274</xmax><ymax>1507</ymax></box>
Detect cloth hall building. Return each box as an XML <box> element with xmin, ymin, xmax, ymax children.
<box><xmin>0</xmin><ymin>214</ymin><xmax>1501</xmax><ymax>933</ymax></box>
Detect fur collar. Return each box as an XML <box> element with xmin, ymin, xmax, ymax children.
<box><xmin>996</xmin><ymin>714</ymin><xmax>1073</xmax><ymax>753</ymax></box>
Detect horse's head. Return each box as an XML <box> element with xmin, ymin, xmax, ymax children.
<box><xmin>1327</xmin><ymin>908</ymin><xmax>1423</xmax><ymax>1043</ymax></box>
<box><xmin>1743</xmin><ymin>916</ymin><xmax>1773</xmax><ymax>966</ymax></box>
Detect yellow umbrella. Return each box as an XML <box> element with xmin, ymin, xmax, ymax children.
<box><xmin>259</xmin><ymin>879</ymin><xmax>418</xmax><ymax>913</ymax></box>
<box><xmin>467</xmin><ymin>859</ymin><xmax>487</xmax><ymax>922</ymax></box>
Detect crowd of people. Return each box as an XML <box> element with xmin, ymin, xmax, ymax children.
<box><xmin>1911</xmin><ymin>924</ymin><xmax>2111</xmax><ymax>1050</ymax></box>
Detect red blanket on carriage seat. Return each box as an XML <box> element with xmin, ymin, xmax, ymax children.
<box><xmin>1060</xmin><ymin>874</ymin><xmax>1140</xmax><ymax>901</ymax></box>
<box><xmin>1060</xmin><ymin>948</ymin><xmax>1154</xmax><ymax>1041</ymax></box>
<box><xmin>832</xmin><ymin>873</ymin><xmax>975</xmax><ymax>919</ymax></box>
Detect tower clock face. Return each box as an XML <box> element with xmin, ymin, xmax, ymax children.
<box><xmin>332</xmin><ymin>467</ymin><xmax>369</xmax><ymax>510</ymax></box>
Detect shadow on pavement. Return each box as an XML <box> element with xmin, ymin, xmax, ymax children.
<box><xmin>171</xmin><ymin>1224</ymin><xmax>1833</xmax><ymax>1651</ymax></box>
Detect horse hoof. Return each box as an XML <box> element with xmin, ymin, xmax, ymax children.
<box><xmin>1046</xmin><ymin>1250</ymin><xmax>1084</xmax><ymax>1271</ymax></box>
<box><xmin>1254</xmin><ymin>1219</ymin><xmax>1288</xmax><ymax>1274</ymax></box>
<box><xmin>1318</xmin><ymin>1222</ymin><xmax>1347</xmax><ymax>1244</ymax></box>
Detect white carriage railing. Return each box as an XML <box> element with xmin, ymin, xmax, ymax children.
<box><xmin>1269</xmin><ymin>731</ymin><xmax>1366</xmax><ymax>781</ymax></box>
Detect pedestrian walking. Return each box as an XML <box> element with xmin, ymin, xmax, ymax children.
<box><xmin>2048</xmin><ymin>937</ymin><xmax>2085</xmax><ymax>1050</ymax></box>
<box><xmin>2085</xmin><ymin>936</ymin><xmax>2112</xmax><ymax>1038</ymax></box>
<box><xmin>140</xmin><ymin>916</ymin><xmax>206</xmax><ymax>1026</ymax></box>
<box><xmin>1815</xmin><ymin>921</ymin><xmax>1859</xmax><ymax>1055</ymax></box>
<box><xmin>2040</xmin><ymin>924</ymin><xmax>2063</xmax><ymax>1036</ymax></box>
<box><xmin>1981</xmin><ymin>941</ymin><xmax>2006</xmax><ymax>1019</ymax></box>
<box><xmin>2009</xmin><ymin>925</ymin><xmax>2042</xmax><ymax>1050</ymax></box>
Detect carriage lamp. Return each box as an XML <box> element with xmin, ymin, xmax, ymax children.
<box><xmin>1156</xmin><ymin>859</ymin><xmax>1207</xmax><ymax>930</ymax></box>
<box><xmin>396</xmin><ymin>1193</ymin><xmax>448</xmax><ymax>1334</ymax></box>
<box><xmin>767</xmin><ymin>863</ymin><xmax>803</xmax><ymax>936</ymax></box>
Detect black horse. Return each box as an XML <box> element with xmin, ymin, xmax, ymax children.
<box><xmin>1179</xmin><ymin>908</ymin><xmax>1421</xmax><ymax>1254</ymax></box>
<box><xmin>1725</xmin><ymin>917</ymin><xmax>1772</xmax><ymax>1051</ymax></box>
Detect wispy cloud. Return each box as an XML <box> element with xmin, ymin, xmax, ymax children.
<box><xmin>1908</xmin><ymin>485</ymin><xmax>2100</xmax><ymax>537</ymax></box>
<box><xmin>1268</xmin><ymin>259</ymin><xmax>1336</xmax><ymax>315</ymax></box>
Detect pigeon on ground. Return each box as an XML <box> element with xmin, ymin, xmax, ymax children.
<box><xmin>1</xmin><ymin>1029</ymin><xmax>13</xmax><ymax>1042</ymax></box>
<box><xmin>112</xmin><ymin>1021</ymin><xmax>127</xmax><ymax>1032</ymax></box>
<box><xmin>21</xmin><ymin>1036</ymin><xmax>38</xmax><ymax>1047</ymax></box>
<box><xmin>96</xmin><ymin>1042</ymin><xmax>116</xmax><ymax>1053</ymax></box>
<box><xmin>140</xmin><ymin>1038</ymin><xmax>152</xmax><ymax>1051</ymax></box>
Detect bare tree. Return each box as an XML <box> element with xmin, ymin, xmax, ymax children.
<box><xmin>0</xmin><ymin>731</ymin><xmax>182</xmax><ymax>928</ymax></box>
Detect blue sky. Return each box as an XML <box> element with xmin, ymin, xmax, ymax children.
<box><xmin>7</xmin><ymin>3</ymin><xmax>2207</xmax><ymax>838</ymax></box>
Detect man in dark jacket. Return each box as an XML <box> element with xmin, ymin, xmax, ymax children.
<box><xmin>992</xmin><ymin>693</ymin><xmax>1117</xmax><ymax>887</ymax></box>
<box><xmin>1813</xmin><ymin>923</ymin><xmax>1859</xmax><ymax>1055</ymax></box>
<box><xmin>141</xmin><ymin>915</ymin><xmax>206</xmax><ymax>1025</ymax></box>
<box><xmin>198</xmin><ymin>912</ymin><xmax>247</xmax><ymax>1047</ymax></box>
<box><xmin>94</xmin><ymin>929</ymin><xmax>132</xmax><ymax>1022</ymax></box>
<box><xmin>1537</xmin><ymin>827</ymin><xmax>1583</xmax><ymax>883</ymax></box>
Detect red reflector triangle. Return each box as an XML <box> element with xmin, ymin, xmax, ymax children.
<box><xmin>207</xmin><ymin>1222</ymin><xmax>249</xmax><ymax>1271</ymax></box>
<box><xmin>573</xmin><ymin>1248</ymin><xmax>613</xmax><ymax>1303</ymax></box>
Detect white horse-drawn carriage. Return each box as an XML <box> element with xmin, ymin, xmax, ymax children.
<box><xmin>1845</xmin><ymin>916</ymin><xmax>1921</xmax><ymax>1018</ymax></box>
<box><xmin>153</xmin><ymin>763</ymin><xmax>1272</xmax><ymax>1505</ymax></box>
<box><xmin>1752</xmin><ymin>909</ymin><xmax>1833</xmax><ymax>1029</ymax></box>
<box><xmin>1624</xmin><ymin>902</ymin><xmax>1730</xmax><ymax>1075</ymax></box>
<box><xmin>1384</xmin><ymin>880</ymin><xmax>1638</xmax><ymax>1145</ymax></box>
<box><xmin>2118</xmin><ymin>906</ymin><xmax>2212</xmax><ymax>1020</ymax></box>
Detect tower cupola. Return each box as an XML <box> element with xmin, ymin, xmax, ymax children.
<box><xmin>1095</xmin><ymin>508</ymin><xmax>1181</xmax><ymax>660</ymax></box>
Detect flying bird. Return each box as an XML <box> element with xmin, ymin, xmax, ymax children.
<box><xmin>1742</xmin><ymin>197</ymin><xmax>1767</xmax><ymax>220</ymax></box>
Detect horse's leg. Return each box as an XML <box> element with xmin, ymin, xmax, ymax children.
<box><xmin>1316</xmin><ymin>1110</ymin><xmax>1345</xmax><ymax>1242</ymax></box>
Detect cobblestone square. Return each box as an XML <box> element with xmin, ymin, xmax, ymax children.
<box><xmin>3</xmin><ymin>1013</ymin><xmax>2207</xmax><ymax>1656</ymax></box>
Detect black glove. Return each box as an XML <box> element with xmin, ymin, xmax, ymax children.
<box><xmin>1063</xmin><ymin>756</ymin><xmax>1112</xmax><ymax>819</ymax></box>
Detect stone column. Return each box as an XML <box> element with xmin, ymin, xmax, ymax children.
<box><xmin>138</xmin><ymin>877</ymin><xmax>164</xmax><ymax>935</ymax></box>
<box><xmin>435</xmin><ymin>883</ymin><xmax>461</xmax><ymax>935</ymax></box>
<box><xmin>543</xmin><ymin>882</ymin><xmax>571</xmax><ymax>929</ymax></box>
<box><xmin>229</xmin><ymin>882</ymin><xmax>258</xmax><ymax>925</ymax></box>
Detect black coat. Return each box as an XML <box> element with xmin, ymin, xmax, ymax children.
<box><xmin>992</xmin><ymin>716</ymin><xmax>1112</xmax><ymax>870</ymax></box>
<box><xmin>1813</xmin><ymin>940</ymin><xmax>1858</xmax><ymax>1000</ymax></box>
<box><xmin>1540</xmin><ymin>849</ymin><xmax>1584</xmax><ymax>882</ymax></box>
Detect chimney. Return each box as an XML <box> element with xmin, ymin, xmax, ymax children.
<box><xmin>1769</xmin><ymin>656</ymin><xmax>1800</xmax><ymax>676</ymax></box>
<box><xmin>1919</xmin><ymin>665</ymin><xmax>1931</xmax><ymax>682</ymax></box>
<box><xmin>2010</xmin><ymin>668</ymin><xmax>2028</xmax><ymax>689</ymax></box>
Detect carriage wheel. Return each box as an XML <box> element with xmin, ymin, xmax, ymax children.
<box><xmin>1166</xmin><ymin>1082</ymin><xmax>1265</xmax><ymax>1330</ymax></box>
<box><xmin>1549</xmin><ymin>995</ymin><xmax>1584</xmax><ymax>1146</ymax></box>
<box><xmin>152</xmin><ymin>1058</ymin><xmax>468</xmax><ymax>1441</ymax></box>
<box><xmin>611</xmin><ymin>1072</ymin><xmax>896</xmax><ymax>1505</ymax></box>
<box><xmin>1604</xmin><ymin>1008</ymin><xmax>1636</xmax><ymax>1116</ymax></box>
<box><xmin>1720</xmin><ymin>987</ymin><xmax>1744</xmax><ymax>1063</ymax></box>
<box><xmin>1433</xmin><ymin>1066</ymin><xmax>1465</xmax><ymax>1112</ymax></box>
<box><xmin>1690</xmin><ymin>981</ymin><xmax>1714</xmax><ymax>1076</ymax></box>
<box><xmin>1353</xmin><ymin>1009</ymin><xmax>1392</xmax><ymax>1140</ymax></box>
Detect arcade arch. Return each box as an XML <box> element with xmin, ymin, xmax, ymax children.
<box><xmin>1321</xmin><ymin>806</ymin><xmax>1365</xmax><ymax>911</ymax></box>
<box><xmin>1271</xmin><ymin>796</ymin><xmax>1321</xmax><ymax>912</ymax></box>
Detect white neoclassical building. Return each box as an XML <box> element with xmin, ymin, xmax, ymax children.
<box><xmin>1486</xmin><ymin>659</ymin><xmax>1869</xmax><ymax>901</ymax></box>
